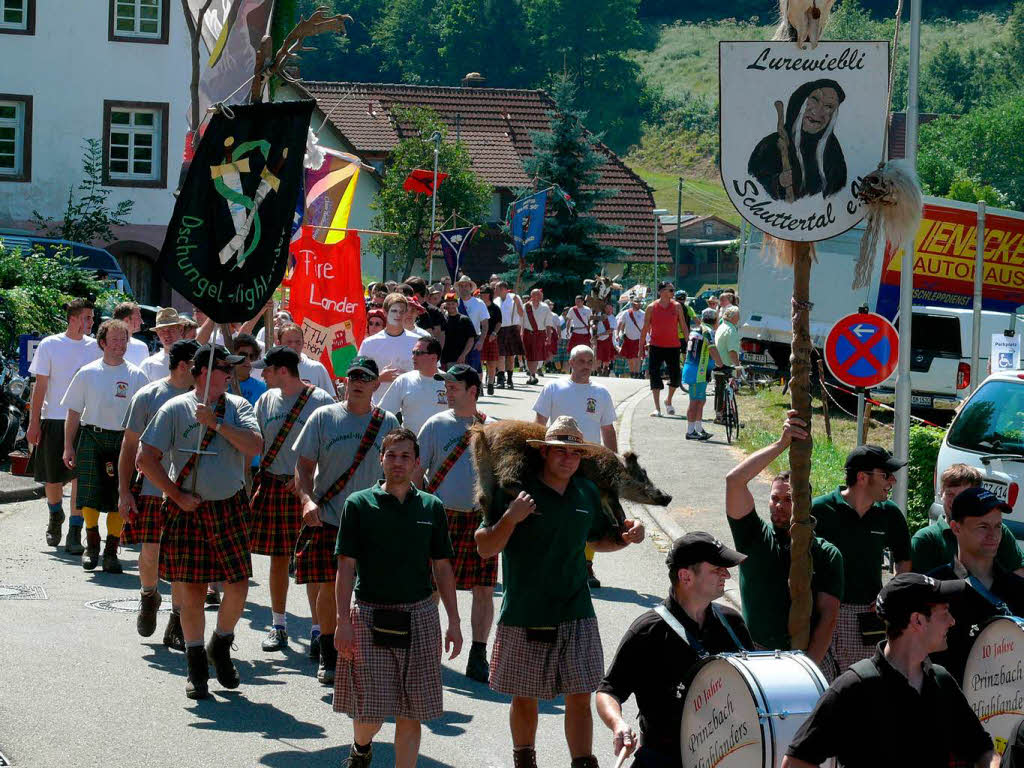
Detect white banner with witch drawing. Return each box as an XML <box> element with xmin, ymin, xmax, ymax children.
<box><xmin>720</xmin><ymin>41</ymin><xmax>890</xmax><ymax>242</ymax></box>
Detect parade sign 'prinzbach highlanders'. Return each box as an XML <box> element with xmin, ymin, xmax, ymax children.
<box><xmin>720</xmin><ymin>41</ymin><xmax>889</xmax><ymax>242</ymax></box>
<box><xmin>158</xmin><ymin>100</ymin><xmax>314</xmax><ymax>323</ymax></box>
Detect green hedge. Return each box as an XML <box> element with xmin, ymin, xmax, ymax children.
<box><xmin>907</xmin><ymin>425</ymin><xmax>946</xmax><ymax>534</ymax></box>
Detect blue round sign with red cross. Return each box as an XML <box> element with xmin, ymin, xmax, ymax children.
<box><xmin>824</xmin><ymin>312</ymin><xmax>900</xmax><ymax>390</ymax></box>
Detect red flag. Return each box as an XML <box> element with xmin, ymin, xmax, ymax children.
<box><xmin>287</xmin><ymin>227</ymin><xmax>367</xmax><ymax>378</ymax></box>
<box><xmin>403</xmin><ymin>168</ymin><xmax>448</xmax><ymax>195</ymax></box>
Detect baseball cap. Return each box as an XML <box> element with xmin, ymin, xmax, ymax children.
<box><xmin>346</xmin><ymin>355</ymin><xmax>379</xmax><ymax>380</ymax></box>
<box><xmin>192</xmin><ymin>343</ymin><xmax>245</xmax><ymax>367</ymax></box>
<box><xmin>950</xmin><ymin>486</ymin><xmax>1012</xmax><ymax>522</ymax></box>
<box><xmin>875</xmin><ymin>572</ymin><xmax>966</xmax><ymax>623</ymax></box>
<box><xmin>845</xmin><ymin>444</ymin><xmax>906</xmax><ymax>475</ymax></box>
<box><xmin>666</xmin><ymin>532</ymin><xmax>746</xmax><ymax>571</ymax></box>
<box><xmin>251</xmin><ymin>345</ymin><xmax>300</xmax><ymax>371</ymax></box>
<box><xmin>434</xmin><ymin>363</ymin><xmax>481</xmax><ymax>392</ymax></box>
<box><xmin>168</xmin><ymin>339</ymin><xmax>201</xmax><ymax>369</ymax></box>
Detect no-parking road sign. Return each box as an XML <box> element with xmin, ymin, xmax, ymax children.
<box><xmin>824</xmin><ymin>312</ymin><xmax>900</xmax><ymax>390</ymax></box>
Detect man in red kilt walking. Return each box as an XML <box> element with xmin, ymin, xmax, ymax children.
<box><xmin>593</xmin><ymin>303</ymin><xmax>617</xmax><ymax>377</ymax></box>
<box><xmin>294</xmin><ymin>356</ymin><xmax>400</xmax><ymax>685</ymax></box>
<box><xmin>137</xmin><ymin>344</ymin><xmax>263</xmax><ymax>699</ymax></box>
<box><xmin>565</xmin><ymin>296</ymin><xmax>592</xmax><ymax>353</ymax></box>
<box><xmin>476</xmin><ymin>416</ymin><xmax>646</xmax><ymax>768</ymax></box>
<box><xmin>118</xmin><ymin>338</ymin><xmax>198</xmax><ymax>647</ymax></box>
<box><xmin>521</xmin><ymin>289</ymin><xmax>556</xmax><ymax>386</ymax></box>
<box><xmin>615</xmin><ymin>297</ymin><xmax>645</xmax><ymax>379</ymax></box>
<box><xmin>418</xmin><ymin>364</ymin><xmax>495</xmax><ymax>683</ymax></box>
<box><xmin>334</xmin><ymin>427</ymin><xmax>462</xmax><ymax>768</ymax></box>
<box><xmin>250</xmin><ymin>346</ymin><xmax>335</xmax><ymax>652</ymax></box>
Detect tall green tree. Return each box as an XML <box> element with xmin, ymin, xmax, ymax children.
<box><xmin>502</xmin><ymin>75</ymin><xmax>624</xmax><ymax>305</ymax></box>
<box><xmin>369</xmin><ymin>108</ymin><xmax>492</xmax><ymax>280</ymax></box>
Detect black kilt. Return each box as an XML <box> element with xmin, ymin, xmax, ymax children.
<box><xmin>159</xmin><ymin>491</ymin><xmax>252</xmax><ymax>584</ymax></box>
<box><xmin>29</xmin><ymin>418</ymin><xmax>74</xmax><ymax>485</ymax></box>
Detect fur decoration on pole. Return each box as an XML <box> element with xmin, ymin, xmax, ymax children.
<box><xmin>851</xmin><ymin>160</ymin><xmax>924</xmax><ymax>290</ymax></box>
<box><xmin>775</xmin><ymin>0</ymin><xmax>837</xmax><ymax>49</ymax></box>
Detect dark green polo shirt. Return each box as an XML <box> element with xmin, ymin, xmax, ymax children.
<box><xmin>336</xmin><ymin>482</ymin><xmax>455</xmax><ymax>604</ymax></box>
<box><xmin>728</xmin><ymin>508</ymin><xmax>845</xmax><ymax>650</ymax></box>
<box><xmin>811</xmin><ymin>487</ymin><xmax>911</xmax><ymax>604</ymax></box>
<box><xmin>911</xmin><ymin>516</ymin><xmax>1024</xmax><ymax>574</ymax></box>
<box><xmin>489</xmin><ymin>475</ymin><xmax>613</xmax><ymax>627</ymax></box>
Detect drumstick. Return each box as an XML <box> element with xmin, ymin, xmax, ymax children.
<box><xmin>774</xmin><ymin>100</ymin><xmax>796</xmax><ymax>204</ymax></box>
<box><xmin>614</xmin><ymin>746</ymin><xmax>630</xmax><ymax>768</ymax></box>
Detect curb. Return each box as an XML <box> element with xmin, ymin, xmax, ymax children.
<box><xmin>0</xmin><ymin>477</ymin><xmax>45</xmax><ymax>505</ymax></box>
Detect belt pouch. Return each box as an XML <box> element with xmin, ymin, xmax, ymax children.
<box><xmin>371</xmin><ymin>608</ymin><xmax>412</xmax><ymax>648</ymax></box>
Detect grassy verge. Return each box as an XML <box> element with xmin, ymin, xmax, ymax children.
<box><xmin>630</xmin><ymin>166</ymin><xmax>740</xmax><ymax>226</ymax></box>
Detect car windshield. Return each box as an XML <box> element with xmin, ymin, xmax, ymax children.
<box><xmin>947</xmin><ymin>379</ymin><xmax>1024</xmax><ymax>454</ymax></box>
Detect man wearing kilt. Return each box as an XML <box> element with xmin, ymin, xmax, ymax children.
<box><xmin>61</xmin><ymin>319</ymin><xmax>149</xmax><ymax>573</ymax></box>
<box><xmin>475</xmin><ymin>416</ymin><xmax>646</xmax><ymax>768</ymax></box>
<box><xmin>118</xmin><ymin>339</ymin><xmax>198</xmax><ymax>645</ymax></box>
<box><xmin>522</xmin><ymin>289</ymin><xmax>556</xmax><ymax>386</ymax></box>
<box><xmin>418</xmin><ymin>364</ymin><xmax>495</xmax><ymax>683</ymax></box>
<box><xmin>334</xmin><ymin>427</ymin><xmax>462</xmax><ymax>768</ymax></box>
<box><xmin>616</xmin><ymin>297</ymin><xmax>645</xmax><ymax>379</ymax></box>
<box><xmin>479</xmin><ymin>285</ymin><xmax>502</xmax><ymax>396</ymax></box>
<box><xmin>593</xmin><ymin>303</ymin><xmax>617</xmax><ymax>377</ymax></box>
<box><xmin>294</xmin><ymin>356</ymin><xmax>400</xmax><ymax>685</ymax></box>
<box><xmin>137</xmin><ymin>344</ymin><xmax>263</xmax><ymax>700</ymax></box>
<box><xmin>544</xmin><ymin>300</ymin><xmax>561</xmax><ymax>374</ymax></box>
<box><xmin>565</xmin><ymin>296</ymin><xmax>593</xmax><ymax>353</ymax></box>
<box><xmin>249</xmin><ymin>346</ymin><xmax>334</xmax><ymax>653</ymax></box>
<box><xmin>495</xmin><ymin>281</ymin><xmax>526</xmax><ymax>390</ymax></box>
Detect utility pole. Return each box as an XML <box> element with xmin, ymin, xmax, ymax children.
<box><xmin>675</xmin><ymin>178</ymin><xmax>683</xmax><ymax>283</ymax></box>
<box><xmin>428</xmin><ymin>131</ymin><xmax>441</xmax><ymax>282</ymax></box>
<box><xmin>653</xmin><ymin>208</ymin><xmax>668</xmax><ymax>287</ymax></box>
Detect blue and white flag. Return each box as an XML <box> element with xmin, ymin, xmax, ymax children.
<box><xmin>509</xmin><ymin>189</ymin><xmax>548</xmax><ymax>257</ymax></box>
<box><xmin>440</xmin><ymin>226</ymin><xmax>478</xmax><ymax>283</ymax></box>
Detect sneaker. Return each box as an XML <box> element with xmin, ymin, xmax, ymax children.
<box><xmin>164</xmin><ymin>611</ymin><xmax>186</xmax><ymax>652</ymax></box>
<box><xmin>64</xmin><ymin>524</ymin><xmax>84</xmax><ymax>555</ymax></box>
<box><xmin>649</xmin><ymin>410</ymin><xmax>661</xmax><ymax>418</ymax></box>
<box><xmin>137</xmin><ymin>589</ymin><xmax>163</xmax><ymax>637</ymax></box>
<box><xmin>665</xmin><ymin>404</ymin><xmax>676</xmax><ymax>416</ymax></box>
<box><xmin>205</xmin><ymin>587</ymin><xmax>221</xmax><ymax>609</ymax></box>
<box><xmin>685</xmin><ymin>432</ymin><xmax>701</xmax><ymax>440</ymax></box>
<box><xmin>45</xmin><ymin>509</ymin><xmax>65</xmax><ymax>547</ymax></box>
<box><xmin>713</xmin><ymin>416</ymin><xmax>726</xmax><ymax>425</ymax></box>
<box><xmin>698</xmin><ymin>430</ymin><xmax>714</xmax><ymax>441</ymax></box>
<box><xmin>262</xmin><ymin>626</ymin><xmax>289</xmax><ymax>652</ymax></box>
<box><xmin>344</xmin><ymin>745</ymin><xmax>373</xmax><ymax>768</ymax></box>
<box><xmin>308</xmin><ymin>631</ymin><xmax>321</xmax><ymax>662</ymax></box>
<box><xmin>586</xmin><ymin>561</ymin><xmax>601</xmax><ymax>589</ymax></box>
<box><xmin>466</xmin><ymin>648</ymin><xmax>489</xmax><ymax>683</ymax></box>
<box><xmin>206</xmin><ymin>632</ymin><xmax>240</xmax><ymax>689</ymax></box>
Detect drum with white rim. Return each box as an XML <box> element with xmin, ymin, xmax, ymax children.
<box><xmin>680</xmin><ymin>651</ymin><xmax>835</xmax><ymax>768</ymax></box>
<box><xmin>963</xmin><ymin>616</ymin><xmax>1024</xmax><ymax>757</ymax></box>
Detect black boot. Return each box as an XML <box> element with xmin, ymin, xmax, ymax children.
<box><xmin>206</xmin><ymin>632</ymin><xmax>240</xmax><ymax>689</ymax></box>
<box><xmin>344</xmin><ymin>743</ymin><xmax>373</xmax><ymax>768</ymax></box>
<box><xmin>185</xmin><ymin>645</ymin><xmax>210</xmax><ymax>700</ymax></box>
<box><xmin>487</xmin><ymin>380</ymin><xmax>495</xmax><ymax>396</ymax></box>
<box><xmin>137</xmin><ymin>589</ymin><xmax>162</xmax><ymax>637</ymax></box>
<box><xmin>513</xmin><ymin>747</ymin><xmax>538</xmax><ymax>768</ymax></box>
<box><xmin>64</xmin><ymin>523</ymin><xmax>84</xmax><ymax>555</ymax></box>
<box><xmin>45</xmin><ymin>508</ymin><xmax>65</xmax><ymax>546</ymax></box>
<box><xmin>496</xmin><ymin>371</ymin><xmax>506</xmax><ymax>389</ymax></box>
<box><xmin>506</xmin><ymin>373</ymin><xmax>515</xmax><ymax>390</ymax></box>
<box><xmin>102</xmin><ymin>534</ymin><xmax>123</xmax><ymax>574</ymax></box>
<box><xmin>570</xmin><ymin>757</ymin><xmax>599</xmax><ymax>768</ymax></box>
<box><xmin>318</xmin><ymin>633</ymin><xmax>337</xmax><ymax>685</ymax></box>
<box><xmin>163</xmin><ymin>610</ymin><xmax>185</xmax><ymax>651</ymax></box>
<box><xmin>466</xmin><ymin>641</ymin><xmax>489</xmax><ymax>683</ymax></box>
<box><xmin>82</xmin><ymin>527</ymin><xmax>101</xmax><ymax>570</ymax></box>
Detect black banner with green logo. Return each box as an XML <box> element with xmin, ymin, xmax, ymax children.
<box><xmin>158</xmin><ymin>100</ymin><xmax>314</xmax><ymax>323</ymax></box>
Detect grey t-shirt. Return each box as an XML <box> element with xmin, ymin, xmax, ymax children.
<box><xmin>417</xmin><ymin>410</ymin><xmax>488</xmax><ymax>512</ymax></box>
<box><xmin>140</xmin><ymin>391</ymin><xmax>260</xmax><ymax>501</ymax></box>
<box><xmin>122</xmin><ymin>379</ymin><xmax>192</xmax><ymax>498</ymax></box>
<box><xmin>254</xmin><ymin>386</ymin><xmax>335</xmax><ymax>476</ymax></box>
<box><xmin>292</xmin><ymin>403</ymin><xmax>400</xmax><ymax>526</ymax></box>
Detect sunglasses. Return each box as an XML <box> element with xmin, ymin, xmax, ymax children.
<box><xmin>348</xmin><ymin>372</ymin><xmax>377</xmax><ymax>382</ymax></box>
<box><xmin>412</xmin><ymin>350</ymin><xmax>436</xmax><ymax>356</ymax></box>
<box><xmin>213</xmin><ymin>364</ymin><xmax>234</xmax><ymax>373</ymax></box>
<box><xmin>867</xmin><ymin>469</ymin><xmax>895</xmax><ymax>480</ymax></box>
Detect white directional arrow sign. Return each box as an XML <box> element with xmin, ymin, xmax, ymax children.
<box><xmin>851</xmin><ymin>323</ymin><xmax>876</xmax><ymax>339</ymax></box>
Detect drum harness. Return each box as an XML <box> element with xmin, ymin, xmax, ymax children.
<box><xmin>653</xmin><ymin>603</ymin><xmax>747</xmax><ymax>657</ymax></box>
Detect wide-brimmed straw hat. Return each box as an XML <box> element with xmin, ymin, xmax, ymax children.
<box><xmin>153</xmin><ymin>307</ymin><xmax>185</xmax><ymax>329</ymax></box>
<box><xmin>526</xmin><ymin>415</ymin><xmax>603</xmax><ymax>454</ymax></box>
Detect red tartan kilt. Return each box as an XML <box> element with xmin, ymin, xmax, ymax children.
<box><xmin>568</xmin><ymin>331</ymin><xmax>591</xmax><ymax>351</ymax></box>
<box><xmin>523</xmin><ymin>329</ymin><xmax>548</xmax><ymax>361</ymax></box>
<box><xmin>595</xmin><ymin>336</ymin><xmax>615</xmax><ymax>363</ymax></box>
<box><xmin>480</xmin><ymin>335</ymin><xmax>500</xmax><ymax>362</ymax></box>
<box><xmin>248</xmin><ymin>473</ymin><xmax>303</xmax><ymax>556</ymax></box>
<box><xmin>294</xmin><ymin>523</ymin><xmax>339</xmax><ymax>584</ymax></box>
<box><xmin>447</xmin><ymin>509</ymin><xmax>498</xmax><ymax>590</ymax></box>
<box><xmin>159</xmin><ymin>491</ymin><xmax>252</xmax><ymax>584</ymax></box>
<box><xmin>546</xmin><ymin>328</ymin><xmax>559</xmax><ymax>358</ymax></box>
<box><xmin>618</xmin><ymin>337</ymin><xmax>640</xmax><ymax>359</ymax></box>
<box><xmin>121</xmin><ymin>495</ymin><xmax>165</xmax><ymax>546</ymax></box>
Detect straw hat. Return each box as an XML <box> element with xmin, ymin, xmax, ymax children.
<box><xmin>526</xmin><ymin>416</ymin><xmax>603</xmax><ymax>454</ymax></box>
<box><xmin>153</xmin><ymin>307</ymin><xmax>185</xmax><ymax>329</ymax></box>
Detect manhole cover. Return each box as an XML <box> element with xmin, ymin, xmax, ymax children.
<box><xmin>0</xmin><ymin>584</ymin><xmax>47</xmax><ymax>600</ymax></box>
<box><xmin>85</xmin><ymin>597</ymin><xmax>171</xmax><ymax>614</ymax></box>
<box><xmin>0</xmin><ymin>747</ymin><xmax>10</xmax><ymax>765</ymax></box>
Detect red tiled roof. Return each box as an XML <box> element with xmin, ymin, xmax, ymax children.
<box><xmin>297</xmin><ymin>81</ymin><xmax>668</xmax><ymax>263</ymax></box>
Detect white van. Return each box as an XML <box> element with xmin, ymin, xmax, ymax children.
<box><xmin>932</xmin><ymin>371</ymin><xmax>1024</xmax><ymax>539</ymax></box>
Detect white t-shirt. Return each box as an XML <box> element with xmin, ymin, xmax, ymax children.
<box><xmin>461</xmin><ymin>296</ymin><xmax>490</xmax><ymax>335</ymax></box>
<box><xmin>358</xmin><ymin>329</ymin><xmax>422</xmax><ymax>403</ymax></box>
<box><xmin>499</xmin><ymin>293</ymin><xmax>523</xmax><ymax>327</ymax></box>
<box><xmin>140</xmin><ymin>349</ymin><xmax>171</xmax><ymax>383</ymax></box>
<box><xmin>298</xmin><ymin>353</ymin><xmax>336</xmax><ymax>395</ymax></box>
<box><xmin>533</xmin><ymin>378</ymin><xmax>615</xmax><ymax>445</ymax></box>
<box><xmin>616</xmin><ymin>308</ymin><xmax>644</xmax><ymax>341</ymax></box>
<box><xmin>523</xmin><ymin>301</ymin><xmax>556</xmax><ymax>332</ymax></box>
<box><xmin>566</xmin><ymin>305</ymin><xmax>593</xmax><ymax>335</ymax></box>
<box><xmin>595</xmin><ymin>313</ymin><xmax>617</xmax><ymax>340</ymax></box>
<box><xmin>125</xmin><ymin>337</ymin><xmax>150</xmax><ymax>367</ymax></box>
<box><xmin>29</xmin><ymin>332</ymin><xmax>102</xmax><ymax>420</ymax></box>
<box><xmin>378</xmin><ymin>370</ymin><xmax>448</xmax><ymax>434</ymax></box>
<box><xmin>405</xmin><ymin>324</ymin><xmax>432</xmax><ymax>339</ymax></box>
<box><xmin>61</xmin><ymin>358</ymin><xmax>150</xmax><ymax>430</ymax></box>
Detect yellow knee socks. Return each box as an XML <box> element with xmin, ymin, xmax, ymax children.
<box><xmin>81</xmin><ymin>508</ymin><xmax>123</xmax><ymax>537</ymax></box>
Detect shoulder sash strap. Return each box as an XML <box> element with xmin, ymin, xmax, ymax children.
<box><xmin>175</xmin><ymin>395</ymin><xmax>227</xmax><ymax>488</ymax></box>
<box><xmin>849</xmin><ymin>658</ymin><xmax>881</xmax><ymax>681</ymax></box>
<box><xmin>316</xmin><ymin>407</ymin><xmax>386</xmax><ymax>508</ymax></box>
<box><xmin>628</xmin><ymin>309</ymin><xmax>642</xmax><ymax>332</ymax></box>
<box><xmin>425</xmin><ymin>417</ymin><xmax>479</xmax><ymax>494</ymax></box>
<box><xmin>966</xmin><ymin>573</ymin><xmax>1013</xmax><ymax>616</ymax></box>
<box><xmin>654</xmin><ymin>602</ymin><xmax>746</xmax><ymax>657</ymax></box>
<box><xmin>524</xmin><ymin>301</ymin><xmax>538</xmax><ymax>331</ymax></box>
<box><xmin>572</xmin><ymin>307</ymin><xmax>588</xmax><ymax>331</ymax></box>
<box><xmin>711</xmin><ymin>603</ymin><xmax>747</xmax><ymax>651</ymax></box>
<box><xmin>259</xmin><ymin>386</ymin><xmax>314</xmax><ymax>471</ymax></box>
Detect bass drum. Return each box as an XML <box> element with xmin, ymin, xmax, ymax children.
<box><xmin>680</xmin><ymin>651</ymin><xmax>835</xmax><ymax>768</ymax></box>
<box><xmin>963</xmin><ymin>616</ymin><xmax>1024</xmax><ymax>756</ymax></box>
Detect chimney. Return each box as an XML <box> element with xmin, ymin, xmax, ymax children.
<box><xmin>461</xmin><ymin>72</ymin><xmax>486</xmax><ymax>88</ymax></box>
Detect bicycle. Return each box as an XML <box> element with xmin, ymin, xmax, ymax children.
<box><xmin>722</xmin><ymin>369</ymin><xmax>742</xmax><ymax>444</ymax></box>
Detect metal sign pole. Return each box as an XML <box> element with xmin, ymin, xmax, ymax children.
<box><xmin>856</xmin><ymin>388</ymin><xmax>866</xmax><ymax>447</ymax></box>
<box><xmin>427</xmin><ymin>131</ymin><xmax>441</xmax><ymax>283</ymax></box>
<box><xmin>970</xmin><ymin>200</ymin><xmax>986</xmax><ymax>393</ymax></box>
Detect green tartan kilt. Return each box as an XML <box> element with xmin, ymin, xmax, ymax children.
<box><xmin>554</xmin><ymin>336</ymin><xmax>570</xmax><ymax>364</ymax></box>
<box><xmin>612</xmin><ymin>356</ymin><xmax>630</xmax><ymax>377</ymax></box>
<box><xmin>75</xmin><ymin>428</ymin><xmax>124</xmax><ymax>513</ymax></box>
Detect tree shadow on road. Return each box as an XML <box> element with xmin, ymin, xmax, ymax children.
<box><xmin>188</xmin><ymin>690</ymin><xmax>327</xmax><ymax>741</ymax></box>
<box><xmin>590</xmin><ymin>586</ymin><xmax>661</xmax><ymax>608</ymax></box>
<box><xmin>261</xmin><ymin>743</ymin><xmax>455</xmax><ymax>767</ymax></box>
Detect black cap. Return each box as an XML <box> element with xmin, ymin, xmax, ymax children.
<box><xmin>950</xmin><ymin>486</ymin><xmax>1012</xmax><ymax>522</ymax></box>
<box><xmin>845</xmin><ymin>444</ymin><xmax>906</xmax><ymax>475</ymax></box>
<box><xmin>192</xmin><ymin>343</ymin><xmax>245</xmax><ymax>368</ymax></box>
<box><xmin>666</xmin><ymin>532</ymin><xmax>746</xmax><ymax>571</ymax></box>
<box><xmin>346</xmin><ymin>355</ymin><xmax>379</xmax><ymax>380</ymax></box>
<box><xmin>434</xmin><ymin>363</ymin><xmax>482</xmax><ymax>392</ymax></box>
<box><xmin>252</xmin><ymin>345</ymin><xmax>300</xmax><ymax>371</ymax></box>
<box><xmin>875</xmin><ymin>573</ymin><xmax>966</xmax><ymax>623</ymax></box>
<box><xmin>168</xmin><ymin>339</ymin><xmax>200</xmax><ymax>369</ymax></box>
